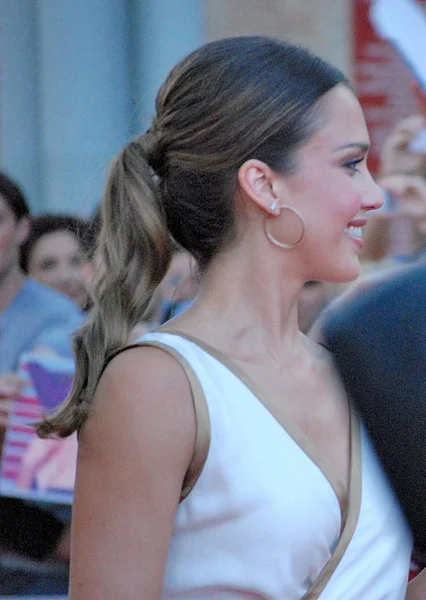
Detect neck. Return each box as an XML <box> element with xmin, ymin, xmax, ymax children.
<box><xmin>176</xmin><ymin>239</ymin><xmax>308</xmax><ymax>363</ymax></box>
<box><xmin>0</xmin><ymin>267</ymin><xmax>26</xmax><ymax>313</ymax></box>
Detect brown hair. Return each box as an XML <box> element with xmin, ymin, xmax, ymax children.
<box><xmin>38</xmin><ymin>36</ymin><xmax>348</xmax><ymax>437</ymax></box>
<box><xmin>0</xmin><ymin>172</ymin><xmax>30</xmax><ymax>221</ymax></box>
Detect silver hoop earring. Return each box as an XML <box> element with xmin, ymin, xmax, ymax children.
<box><xmin>264</xmin><ymin>204</ymin><xmax>305</xmax><ymax>250</ymax></box>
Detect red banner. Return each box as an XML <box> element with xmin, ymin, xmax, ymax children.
<box><xmin>353</xmin><ymin>0</ymin><xmax>426</xmax><ymax>174</ymax></box>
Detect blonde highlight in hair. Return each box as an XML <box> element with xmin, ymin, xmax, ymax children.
<box><xmin>38</xmin><ymin>36</ymin><xmax>348</xmax><ymax>437</ymax></box>
<box><xmin>38</xmin><ymin>136</ymin><xmax>172</xmax><ymax>437</ymax></box>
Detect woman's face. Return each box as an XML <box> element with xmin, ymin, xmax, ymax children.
<box><xmin>276</xmin><ymin>84</ymin><xmax>384</xmax><ymax>283</ymax></box>
<box><xmin>28</xmin><ymin>230</ymin><xmax>88</xmax><ymax>307</ymax></box>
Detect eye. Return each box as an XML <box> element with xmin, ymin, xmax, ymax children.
<box><xmin>343</xmin><ymin>157</ymin><xmax>364</xmax><ymax>176</ymax></box>
<box><xmin>39</xmin><ymin>258</ymin><xmax>56</xmax><ymax>271</ymax></box>
<box><xmin>70</xmin><ymin>254</ymin><xmax>83</xmax><ymax>267</ymax></box>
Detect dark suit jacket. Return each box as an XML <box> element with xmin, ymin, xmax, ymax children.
<box><xmin>324</xmin><ymin>263</ymin><xmax>426</xmax><ymax>550</ymax></box>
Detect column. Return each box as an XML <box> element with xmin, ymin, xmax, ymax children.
<box><xmin>130</xmin><ymin>0</ymin><xmax>205</xmax><ymax>131</ymax></box>
<box><xmin>0</xmin><ymin>0</ymin><xmax>41</xmax><ymax>210</ymax></box>
<box><xmin>37</xmin><ymin>0</ymin><xmax>133</xmax><ymax>215</ymax></box>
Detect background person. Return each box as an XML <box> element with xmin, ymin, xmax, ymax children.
<box><xmin>362</xmin><ymin>110</ymin><xmax>426</xmax><ymax>264</ymax></box>
<box><xmin>20</xmin><ymin>214</ymin><xmax>91</xmax><ymax>310</ymax></box>
<box><xmin>0</xmin><ymin>173</ymin><xmax>82</xmax><ymax>595</ymax></box>
<box><xmin>323</xmin><ymin>262</ymin><xmax>426</xmax><ymax>592</ymax></box>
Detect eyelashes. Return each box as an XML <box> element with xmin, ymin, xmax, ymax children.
<box><xmin>343</xmin><ymin>157</ymin><xmax>364</xmax><ymax>175</ymax></box>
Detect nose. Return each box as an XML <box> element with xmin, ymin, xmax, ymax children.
<box><xmin>57</xmin><ymin>262</ymin><xmax>78</xmax><ymax>286</ymax></box>
<box><xmin>361</xmin><ymin>174</ymin><xmax>385</xmax><ymax>213</ymax></box>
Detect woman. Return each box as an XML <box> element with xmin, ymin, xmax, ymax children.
<box><xmin>39</xmin><ymin>37</ymin><xmax>425</xmax><ymax>598</ymax></box>
<box><xmin>20</xmin><ymin>214</ymin><xmax>90</xmax><ymax>309</ymax></box>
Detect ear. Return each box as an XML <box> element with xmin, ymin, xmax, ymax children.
<box><xmin>237</xmin><ymin>159</ymin><xmax>281</xmax><ymax>215</ymax></box>
<box><xmin>16</xmin><ymin>217</ymin><xmax>30</xmax><ymax>245</ymax></box>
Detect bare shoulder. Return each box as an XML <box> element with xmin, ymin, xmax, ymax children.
<box><xmin>70</xmin><ymin>346</ymin><xmax>196</xmax><ymax>598</ymax></box>
<box><xmin>79</xmin><ymin>345</ymin><xmax>196</xmax><ymax>476</ymax></box>
<box><xmin>95</xmin><ymin>344</ymin><xmax>195</xmax><ymax>407</ymax></box>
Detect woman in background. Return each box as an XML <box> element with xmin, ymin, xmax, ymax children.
<box><xmin>21</xmin><ymin>214</ymin><xmax>90</xmax><ymax>310</ymax></box>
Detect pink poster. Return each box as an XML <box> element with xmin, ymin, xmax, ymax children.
<box><xmin>0</xmin><ymin>353</ymin><xmax>77</xmax><ymax>504</ymax></box>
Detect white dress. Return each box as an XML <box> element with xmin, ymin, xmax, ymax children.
<box><xmin>134</xmin><ymin>331</ymin><xmax>412</xmax><ymax>599</ymax></box>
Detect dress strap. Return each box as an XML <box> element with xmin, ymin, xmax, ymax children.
<box><xmin>301</xmin><ymin>412</ymin><xmax>362</xmax><ymax>599</ymax></box>
<box><xmin>105</xmin><ymin>339</ymin><xmax>210</xmax><ymax>501</ymax></box>
<box><xmin>159</xmin><ymin>327</ymin><xmax>364</xmax><ymax>598</ymax></box>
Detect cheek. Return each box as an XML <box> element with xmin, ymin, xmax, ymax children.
<box><xmin>0</xmin><ymin>229</ymin><xmax>13</xmax><ymax>250</ymax></box>
<box><xmin>322</xmin><ymin>182</ymin><xmax>362</xmax><ymax>231</ymax></box>
<box><xmin>36</xmin><ymin>271</ymin><xmax>55</xmax><ymax>285</ymax></box>
<box><xmin>290</xmin><ymin>168</ymin><xmax>362</xmax><ymax>237</ymax></box>
<box><xmin>73</xmin><ymin>265</ymin><xmax>86</xmax><ymax>280</ymax></box>
<box><xmin>32</xmin><ymin>265</ymin><xmax>57</xmax><ymax>285</ymax></box>
<box><xmin>344</xmin><ymin>184</ymin><xmax>363</xmax><ymax>213</ymax></box>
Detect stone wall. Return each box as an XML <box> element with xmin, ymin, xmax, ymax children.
<box><xmin>204</xmin><ymin>0</ymin><xmax>353</xmax><ymax>79</ymax></box>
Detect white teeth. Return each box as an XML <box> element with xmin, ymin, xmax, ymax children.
<box><xmin>345</xmin><ymin>226</ymin><xmax>363</xmax><ymax>238</ymax></box>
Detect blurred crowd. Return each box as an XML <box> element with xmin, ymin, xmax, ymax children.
<box><xmin>0</xmin><ymin>97</ymin><xmax>426</xmax><ymax>595</ymax></box>
<box><xmin>0</xmin><ymin>173</ymin><xmax>198</xmax><ymax>595</ymax></box>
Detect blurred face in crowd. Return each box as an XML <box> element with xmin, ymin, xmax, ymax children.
<box><xmin>157</xmin><ymin>250</ymin><xmax>198</xmax><ymax>322</ymax></box>
<box><xmin>27</xmin><ymin>230</ymin><xmax>89</xmax><ymax>308</ymax></box>
<box><xmin>0</xmin><ymin>195</ymin><xmax>29</xmax><ymax>286</ymax></box>
<box><xmin>159</xmin><ymin>250</ymin><xmax>197</xmax><ymax>305</ymax></box>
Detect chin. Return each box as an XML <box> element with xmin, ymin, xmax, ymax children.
<box><xmin>334</xmin><ymin>263</ymin><xmax>361</xmax><ymax>284</ymax></box>
<box><xmin>315</xmin><ymin>260</ymin><xmax>361</xmax><ymax>285</ymax></box>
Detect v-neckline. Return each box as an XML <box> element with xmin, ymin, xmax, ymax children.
<box><xmin>154</xmin><ymin>327</ymin><xmax>363</xmax><ymax>596</ymax></box>
<box><xmin>160</xmin><ymin>327</ymin><xmax>357</xmax><ymax>513</ymax></box>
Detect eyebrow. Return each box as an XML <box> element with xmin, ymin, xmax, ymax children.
<box><xmin>333</xmin><ymin>142</ymin><xmax>370</xmax><ymax>153</ymax></box>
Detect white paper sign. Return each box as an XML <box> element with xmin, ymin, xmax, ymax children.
<box><xmin>371</xmin><ymin>0</ymin><xmax>426</xmax><ymax>91</ymax></box>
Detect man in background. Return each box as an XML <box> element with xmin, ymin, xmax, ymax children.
<box><xmin>324</xmin><ymin>262</ymin><xmax>426</xmax><ymax>558</ymax></box>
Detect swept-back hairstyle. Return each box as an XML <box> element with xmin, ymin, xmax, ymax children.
<box><xmin>38</xmin><ymin>36</ymin><xmax>348</xmax><ymax>437</ymax></box>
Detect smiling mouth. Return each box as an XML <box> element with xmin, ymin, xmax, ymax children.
<box><xmin>344</xmin><ymin>226</ymin><xmax>363</xmax><ymax>239</ymax></box>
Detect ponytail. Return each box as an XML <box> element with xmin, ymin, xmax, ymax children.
<box><xmin>37</xmin><ymin>36</ymin><xmax>348</xmax><ymax>437</ymax></box>
<box><xmin>37</xmin><ymin>135</ymin><xmax>172</xmax><ymax>437</ymax></box>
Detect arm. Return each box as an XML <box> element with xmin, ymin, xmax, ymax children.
<box><xmin>379</xmin><ymin>114</ymin><xmax>426</xmax><ymax>178</ymax></box>
<box><xmin>69</xmin><ymin>346</ymin><xmax>196</xmax><ymax>600</ymax></box>
<box><xmin>0</xmin><ymin>373</ymin><xmax>25</xmax><ymax>400</ymax></box>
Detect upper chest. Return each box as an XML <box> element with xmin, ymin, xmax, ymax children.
<box><xmin>230</xmin><ymin>356</ymin><xmax>351</xmax><ymax>483</ymax></box>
